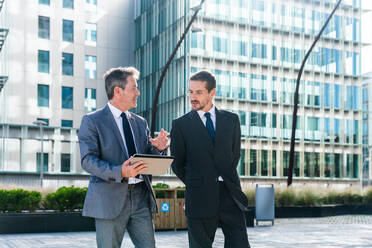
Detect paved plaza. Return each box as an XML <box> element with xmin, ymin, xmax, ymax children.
<box><xmin>0</xmin><ymin>215</ymin><xmax>371</xmax><ymax>248</ymax></box>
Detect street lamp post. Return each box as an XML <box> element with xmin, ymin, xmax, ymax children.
<box><xmin>150</xmin><ymin>0</ymin><xmax>206</xmax><ymax>137</ymax></box>
<box><xmin>287</xmin><ymin>0</ymin><xmax>342</xmax><ymax>187</ymax></box>
<box><xmin>32</xmin><ymin>120</ymin><xmax>47</xmax><ymax>187</ymax></box>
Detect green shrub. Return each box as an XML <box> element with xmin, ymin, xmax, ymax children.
<box><xmin>152</xmin><ymin>183</ymin><xmax>170</xmax><ymax>198</ymax></box>
<box><xmin>0</xmin><ymin>189</ymin><xmax>41</xmax><ymax>212</ymax></box>
<box><xmin>152</xmin><ymin>183</ymin><xmax>169</xmax><ymax>189</ymax></box>
<box><xmin>275</xmin><ymin>189</ymin><xmax>297</xmax><ymax>207</ymax></box>
<box><xmin>363</xmin><ymin>188</ymin><xmax>372</xmax><ymax>205</ymax></box>
<box><xmin>296</xmin><ymin>190</ymin><xmax>321</xmax><ymax>206</ymax></box>
<box><xmin>244</xmin><ymin>188</ymin><xmax>255</xmax><ymax>207</ymax></box>
<box><xmin>176</xmin><ymin>186</ymin><xmax>185</xmax><ymax>198</ymax></box>
<box><xmin>44</xmin><ymin>186</ymin><xmax>87</xmax><ymax>211</ymax></box>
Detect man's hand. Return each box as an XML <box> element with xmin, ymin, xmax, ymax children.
<box><xmin>121</xmin><ymin>157</ymin><xmax>147</xmax><ymax>178</ymax></box>
<box><xmin>150</xmin><ymin>128</ymin><xmax>169</xmax><ymax>151</ymax></box>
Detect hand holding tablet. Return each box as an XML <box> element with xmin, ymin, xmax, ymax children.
<box><xmin>131</xmin><ymin>154</ymin><xmax>174</xmax><ymax>175</ymax></box>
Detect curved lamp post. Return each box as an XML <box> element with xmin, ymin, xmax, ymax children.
<box><xmin>287</xmin><ymin>0</ymin><xmax>342</xmax><ymax>186</ymax></box>
<box><xmin>150</xmin><ymin>0</ymin><xmax>206</xmax><ymax>137</ymax></box>
<box><xmin>33</xmin><ymin>120</ymin><xmax>47</xmax><ymax>187</ymax></box>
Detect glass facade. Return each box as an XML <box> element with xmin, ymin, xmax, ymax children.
<box><xmin>62</xmin><ymin>86</ymin><xmax>73</xmax><ymax>109</ymax></box>
<box><xmin>85</xmin><ymin>23</ymin><xmax>97</xmax><ymax>46</ymax></box>
<box><xmin>38</xmin><ymin>50</ymin><xmax>49</xmax><ymax>73</ymax></box>
<box><xmin>135</xmin><ymin>0</ymin><xmax>364</xmax><ymax>180</ymax></box>
<box><xmin>63</xmin><ymin>0</ymin><xmax>74</xmax><ymax>9</ymax></box>
<box><xmin>39</xmin><ymin>0</ymin><xmax>50</xmax><ymax>5</ymax></box>
<box><xmin>36</xmin><ymin>153</ymin><xmax>48</xmax><ymax>172</ymax></box>
<box><xmin>37</xmin><ymin>84</ymin><xmax>49</xmax><ymax>107</ymax></box>
<box><xmin>62</xmin><ymin>19</ymin><xmax>74</xmax><ymax>42</ymax></box>
<box><xmin>38</xmin><ymin>16</ymin><xmax>50</xmax><ymax>39</ymax></box>
<box><xmin>61</xmin><ymin>154</ymin><xmax>71</xmax><ymax>172</ymax></box>
<box><xmin>62</xmin><ymin>53</ymin><xmax>73</xmax><ymax>76</ymax></box>
<box><xmin>61</xmin><ymin>120</ymin><xmax>73</xmax><ymax>127</ymax></box>
<box><xmin>85</xmin><ymin>55</ymin><xmax>97</xmax><ymax>79</ymax></box>
<box><xmin>85</xmin><ymin>88</ymin><xmax>96</xmax><ymax>112</ymax></box>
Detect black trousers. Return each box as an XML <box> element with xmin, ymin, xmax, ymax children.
<box><xmin>187</xmin><ymin>182</ymin><xmax>250</xmax><ymax>248</ymax></box>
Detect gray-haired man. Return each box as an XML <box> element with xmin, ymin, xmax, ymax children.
<box><xmin>78</xmin><ymin>67</ymin><xmax>168</xmax><ymax>248</ymax></box>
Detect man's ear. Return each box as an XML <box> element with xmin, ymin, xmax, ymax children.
<box><xmin>210</xmin><ymin>88</ymin><xmax>216</xmax><ymax>97</ymax></box>
<box><xmin>113</xmin><ymin>86</ymin><xmax>121</xmax><ymax>97</ymax></box>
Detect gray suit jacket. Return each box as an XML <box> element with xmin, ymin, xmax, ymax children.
<box><xmin>78</xmin><ymin>104</ymin><xmax>159</xmax><ymax>219</ymax></box>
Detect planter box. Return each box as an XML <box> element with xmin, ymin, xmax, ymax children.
<box><xmin>275</xmin><ymin>205</ymin><xmax>372</xmax><ymax>218</ymax></box>
<box><xmin>0</xmin><ymin>212</ymin><xmax>94</xmax><ymax>234</ymax></box>
<box><xmin>153</xmin><ymin>188</ymin><xmax>187</xmax><ymax>231</ymax></box>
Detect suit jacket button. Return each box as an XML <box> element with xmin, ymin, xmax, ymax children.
<box><xmin>108</xmin><ymin>178</ymin><xmax>115</xmax><ymax>182</ymax></box>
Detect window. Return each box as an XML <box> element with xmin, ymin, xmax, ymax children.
<box><xmin>249</xmin><ymin>149</ymin><xmax>257</xmax><ymax>176</ymax></box>
<box><xmin>85</xmin><ymin>23</ymin><xmax>97</xmax><ymax>46</ymax></box>
<box><xmin>86</xmin><ymin>0</ymin><xmax>97</xmax><ymax>11</ymax></box>
<box><xmin>62</xmin><ymin>53</ymin><xmax>73</xmax><ymax>76</ymax></box>
<box><xmin>38</xmin><ymin>50</ymin><xmax>49</xmax><ymax>73</ymax></box>
<box><xmin>38</xmin><ymin>16</ymin><xmax>50</xmax><ymax>39</ymax></box>
<box><xmin>39</xmin><ymin>0</ymin><xmax>50</xmax><ymax>5</ymax></box>
<box><xmin>85</xmin><ymin>88</ymin><xmax>97</xmax><ymax>112</ymax></box>
<box><xmin>62</xmin><ymin>19</ymin><xmax>74</xmax><ymax>42</ymax></box>
<box><xmin>62</xmin><ymin>86</ymin><xmax>73</xmax><ymax>109</ymax></box>
<box><xmin>86</xmin><ymin>0</ymin><xmax>97</xmax><ymax>5</ymax></box>
<box><xmin>37</xmin><ymin>84</ymin><xmax>49</xmax><ymax>107</ymax></box>
<box><xmin>37</xmin><ymin>118</ymin><xmax>49</xmax><ymax>126</ymax></box>
<box><xmin>261</xmin><ymin>150</ymin><xmax>268</xmax><ymax>176</ymax></box>
<box><xmin>61</xmin><ymin>120</ymin><xmax>73</xmax><ymax>127</ymax></box>
<box><xmin>61</xmin><ymin>154</ymin><xmax>71</xmax><ymax>172</ymax></box>
<box><xmin>324</xmin><ymin>83</ymin><xmax>331</xmax><ymax>108</ymax></box>
<box><xmin>63</xmin><ymin>0</ymin><xmax>74</xmax><ymax>9</ymax></box>
<box><xmin>85</xmin><ymin>55</ymin><xmax>97</xmax><ymax>79</ymax></box>
<box><xmin>36</xmin><ymin>153</ymin><xmax>48</xmax><ymax>172</ymax></box>
<box><xmin>272</xmin><ymin>150</ymin><xmax>277</xmax><ymax>177</ymax></box>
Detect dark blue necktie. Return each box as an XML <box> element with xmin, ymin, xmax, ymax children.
<box><xmin>204</xmin><ymin>112</ymin><xmax>215</xmax><ymax>141</ymax></box>
<box><xmin>121</xmin><ymin>112</ymin><xmax>140</xmax><ymax>179</ymax></box>
<box><xmin>121</xmin><ymin>112</ymin><xmax>136</xmax><ymax>157</ymax></box>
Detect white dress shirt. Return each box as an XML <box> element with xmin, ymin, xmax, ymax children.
<box><xmin>196</xmin><ymin>105</ymin><xmax>223</xmax><ymax>182</ymax></box>
<box><xmin>108</xmin><ymin>102</ymin><xmax>143</xmax><ymax>184</ymax></box>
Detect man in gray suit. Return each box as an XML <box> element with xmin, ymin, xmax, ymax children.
<box><xmin>78</xmin><ymin>67</ymin><xmax>168</xmax><ymax>248</ymax></box>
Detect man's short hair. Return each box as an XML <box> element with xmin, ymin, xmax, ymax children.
<box><xmin>103</xmin><ymin>67</ymin><xmax>140</xmax><ymax>100</ymax></box>
<box><xmin>189</xmin><ymin>70</ymin><xmax>216</xmax><ymax>92</ymax></box>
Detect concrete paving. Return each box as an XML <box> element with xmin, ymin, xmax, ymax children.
<box><xmin>0</xmin><ymin>215</ymin><xmax>371</xmax><ymax>248</ymax></box>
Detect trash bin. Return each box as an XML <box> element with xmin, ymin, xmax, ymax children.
<box><xmin>255</xmin><ymin>184</ymin><xmax>275</xmax><ymax>225</ymax></box>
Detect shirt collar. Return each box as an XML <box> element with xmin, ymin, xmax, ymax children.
<box><xmin>108</xmin><ymin>102</ymin><xmax>129</xmax><ymax>119</ymax></box>
<box><xmin>197</xmin><ymin>105</ymin><xmax>215</xmax><ymax>119</ymax></box>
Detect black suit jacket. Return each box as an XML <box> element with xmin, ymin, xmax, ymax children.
<box><xmin>170</xmin><ymin>108</ymin><xmax>248</xmax><ymax>218</ymax></box>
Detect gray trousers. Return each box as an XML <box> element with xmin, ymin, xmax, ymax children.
<box><xmin>95</xmin><ymin>182</ymin><xmax>155</xmax><ymax>248</ymax></box>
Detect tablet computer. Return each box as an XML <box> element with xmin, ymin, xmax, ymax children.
<box><xmin>131</xmin><ymin>154</ymin><xmax>174</xmax><ymax>175</ymax></box>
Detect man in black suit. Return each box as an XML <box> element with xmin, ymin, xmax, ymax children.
<box><xmin>170</xmin><ymin>71</ymin><xmax>250</xmax><ymax>248</ymax></box>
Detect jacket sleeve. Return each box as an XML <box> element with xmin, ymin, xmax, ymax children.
<box><xmin>232</xmin><ymin>114</ymin><xmax>241</xmax><ymax>169</ymax></box>
<box><xmin>78</xmin><ymin>115</ymin><xmax>123</xmax><ymax>183</ymax></box>
<box><xmin>170</xmin><ymin>119</ymin><xmax>186</xmax><ymax>183</ymax></box>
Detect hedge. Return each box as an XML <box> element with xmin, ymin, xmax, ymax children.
<box><xmin>1</xmin><ymin>185</ymin><xmax>371</xmax><ymax>212</ymax></box>
<box><xmin>0</xmin><ymin>189</ymin><xmax>42</xmax><ymax>212</ymax></box>
<box><xmin>244</xmin><ymin>187</ymin><xmax>372</xmax><ymax>207</ymax></box>
<box><xmin>44</xmin><ymin>186</ymin><xmax>87</xmax><ymax>212</ymax></box>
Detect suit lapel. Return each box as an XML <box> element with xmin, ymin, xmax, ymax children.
<box><xmin>214</xmin><ymin>107</ymin><xmax>224</xmax><ymax>145</ymax></box>
<box><xmin>103</xmin><ymin>105</ymin><xmax>128</xmax><ymax>157</ymax></box>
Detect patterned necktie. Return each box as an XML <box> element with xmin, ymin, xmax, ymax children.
<box><xmin>204</xmin><ymin>112</ymin><xmax>215</xmax><ymax>141</ymax></box>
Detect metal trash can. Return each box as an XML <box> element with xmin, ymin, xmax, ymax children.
<box><xmin>255</xmin><ymin>184</ymin><xmax>275</xmax><ymax>225</ymax></box>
